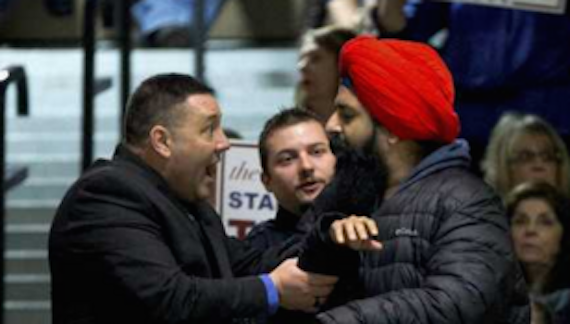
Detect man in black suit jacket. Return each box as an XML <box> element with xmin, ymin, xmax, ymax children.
<box><xmin>49</xmin><ymin>74</ymin><xmax>337</xmax><ymax>324</ymax></box>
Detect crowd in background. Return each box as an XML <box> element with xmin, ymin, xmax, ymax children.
<box><xmin>294</xmin><ymin>1</ymin><xmax>570</xmax><ymax>323</ymax></box>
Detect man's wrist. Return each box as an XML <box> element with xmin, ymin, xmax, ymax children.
<box><xmin>259</xmin><ymin>274</ymin><xmax>279</xmax><ymax>315</ymax></box>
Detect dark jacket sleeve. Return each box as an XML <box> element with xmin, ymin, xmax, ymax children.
<box><xmin>297</xmin><ymin>212</ymin><xmax>360</xmax><ymax>277</ymax></box>
<box><xmin>50</xmin><ymin>172</ymin><xmax>268</xmax><ymax>324</ymax></box>
<box><xmin>226</xmin><ymin>231</ymin><xmax>304</xmax><ymax>276</ymax></box>
<box><xmin>316</xmin><ymin>187</ymin><xmax>530</xmax><ymax>324</ymax></box>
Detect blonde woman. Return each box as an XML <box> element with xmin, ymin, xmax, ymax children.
<box><xmin>482</xmin><ymin>112</ymin><xmax>570</xmax><ymax>198</ymax></box>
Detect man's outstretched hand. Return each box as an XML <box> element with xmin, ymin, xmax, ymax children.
<box><xmin>270</xmin><ymin>258</ymin><xmax>338</xmax><ymax>313</ymax></box>
<box><xmin>330</xmin><ymin>215</ymin><xmax>383</xmax><ymax>251</ymax></box>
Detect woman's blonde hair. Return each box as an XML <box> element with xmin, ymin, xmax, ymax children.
<box><xmin>481</xmin><ymin>112</ymin><xmax>570</xmax><ymax>197</ymax></box>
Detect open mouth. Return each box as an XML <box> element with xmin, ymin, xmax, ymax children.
<box><xmin>298</xmin><ymin>180</ymin><xmax>322</xmax><ymax>193</ymax></box>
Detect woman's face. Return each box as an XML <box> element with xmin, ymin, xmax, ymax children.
<box><xmin>509</xmin><ymin>133</ymin><xmax>559</xmax><ymax>189</ymax></box>
<box><xmin>511</xmin><ymin>198</ymin><xmax>563</xmax><ymax>267</ymax></box>
<box><xmin>297</xmin><ymin>38</ymin><xmax>339</xmax><ymax>106</ymax></box>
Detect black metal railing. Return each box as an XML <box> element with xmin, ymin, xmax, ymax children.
<box><xmin>0</xmin><ymin>65</ymin><xmax>30</xmax><ymax>324</ymax></box>
<box><xmin>194</xmin><ymin>0</ymin><xmax>206</xmax><ymax>81</ymax></box>
<box><xmin>82</xmin><ymin>0</ymin><xmax>132</xmax><ymax>171</ymax></box>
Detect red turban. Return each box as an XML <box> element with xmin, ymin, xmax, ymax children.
<box><xmin>339</xmin><ymin>36</ymin><xmax>460</xmax><ymax>143</ymax></box>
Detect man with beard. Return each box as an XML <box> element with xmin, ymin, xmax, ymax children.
<box><xmin>246</xmin><ymin>108</ymin><xmax>337</xmax><ymax>250</ymax></box>
<box><xmin>298</xmin><ymin>36</ymin><xmax>531</xmax><ymax>324</ymax></box>
<box><xmin>49</xmin><ymin>74</ymin><xmax>338</xmax><ymax>324</ymax></box>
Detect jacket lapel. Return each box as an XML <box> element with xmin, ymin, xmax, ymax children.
<box><xmin>192</xmin><ymin>202</ymin><xmax>234</xmax><ymax>279</ymax></box>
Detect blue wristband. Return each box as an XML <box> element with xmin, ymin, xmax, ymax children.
<box><xmin>259</xmin><ymin>274</ymin><xmax>279</xmax><ymax>315</ymax></box>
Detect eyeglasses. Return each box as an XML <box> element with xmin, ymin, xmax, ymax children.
<box><xmin>509</xmin><ymin>149</ymin><xmax>562</xmax><ymax>164</ymax></box>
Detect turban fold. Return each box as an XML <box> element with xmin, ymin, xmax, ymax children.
<box><xmin>340</xmin><ymin>36</ymin><xmax>459</xmax><ymax>143</ymax></box>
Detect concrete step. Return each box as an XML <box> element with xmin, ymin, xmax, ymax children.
<box><xmin>7</xmin><ymin>162</ymin><xmax>80</xmax><ymax>181</ymax></box>
<box><xmin>5</xmin><ymin>274</ymin><xmax>50</xmax><ymax>301</ymax></box>
<box><xmin>6</xmin><ymin>224</ymin><xmax>49</xmax><ymax>251</ymax></box>
<box><xmin>6</xmin><ymin>136</ymin><xmax>118</xmax><ymax>156</ymax></box>
<box><xmin>7</xmin><ymin>116</ymin><xmax>119</xmax><ymax>133</ymax></box>
<box><xmin>5</xmin><ymin>302</ymin><xmax>51</xmax><ymax>324</ymax></box>
<box><xmin>6</xmin><ymin>148</ymin><xmax>117</xmax><ymax>164</ymax></box>
<box><xmin>5</xmin><ymin>250</ymin><xmax>49</xmax><ymax>275</ymax></box>
<box><xmin>7</xmin><ymin>184</ymin><xmax>69</xmax><ymax>208</ymax></box>
<box><xmin>6</xmin><ymin>208</ymin><xmax>56</xmax><ymax>225</ymax></box>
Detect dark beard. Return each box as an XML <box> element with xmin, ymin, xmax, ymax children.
<box><xmin>311</xmin><ymin>130</ymin><xmax>389</xmax><ymax>217</ymax></box>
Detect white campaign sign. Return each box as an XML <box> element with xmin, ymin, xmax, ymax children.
<box><xmin>437</xmin><ymin>0</ymin><xmax>567</xmax><ymax>14</ymax></box>
<box><xmin>215</xmin><ymin>140</ymin><xmax>277</xmax><ymax>239</ymax></box>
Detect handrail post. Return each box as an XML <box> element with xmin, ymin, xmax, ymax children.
<box><xmin>82</xmin><ymin>0</ymin><xmax>97</xmax><ymax>171</ymax></box>
<box><xmin>194</xmin><ymin>0</ymin><xmax>205</xmax><ymax>81</ymax></box>
<box><xmin>118</xmin><ymin>0</ymin><xmax>132</xmax><ymax>127</ymax></box>
<box><xmin>0</xmin><ymin>65</ymin><xmax>29</xmax><ymax>324</ymax></box>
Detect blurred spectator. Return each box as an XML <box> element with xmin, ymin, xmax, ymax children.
<box><xmin>131</xmin><ymin>0</ymin><xmax>224</xmax><ymax>47</ymax></box>
<box><xmin>482</xmin><ymin>112</ymin><xmax>570</xmax><ymax>198</ymax></box>
<box><xmin>0</xmin><ymin>0</ymin><xmax>72</xmax><ymax>20</ymax></box>
<box><xmin>305</xmin><ymin>0</ymin><xmax>405</xmax><ymax>34</ymax></box>
<box><xmin>506</xmin><ymin>182</ymin><xmax>570</xmax><ymax>324</ymax></box>
<box><xmin>371</xmin><ymin>1</ymin><xmax>570</xmax><ymax>169</ymax></box>
<box><xmin>306</xmin><ymin>0</ymin><xmax>357</xmax><ymax>30</ymax></box>
<box><xmin>0</xmin><ymin>0</ymin><xmax>11</xmax><ymax>18</ymax></box>
<box><xmin>296</xmin><ymin>26</ymin><xmax>356</xmax><ymax>122</ymax></box>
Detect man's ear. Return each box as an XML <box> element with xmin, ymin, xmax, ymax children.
<box><xmin>387</xmin><ymin>133</ymin><xmax>400</xmax><ymax>146</ymax></box>
<box><xmin>261</xmin><ymin>172</ymin><xmax>273</xmax><ymax>193</ymax></box>
<box><xmin>149</xmin><ymin>125</ymin><xmax>172</xmax><ymax>158</ymax></box>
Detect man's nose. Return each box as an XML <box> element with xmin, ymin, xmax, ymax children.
<box><xmin>299</xmin><ymin>153</ymin><xmax>315</xmax><ymax>173</ymax></box>
<box><xmin>326</xmin><ymin>111</ymin><xmax>341</xmax><ymax>133</ymax></box>
<box><xmin>216</xmin><ymin>130</ymin><xmax>231</xmax><ymax>153</ymax></box>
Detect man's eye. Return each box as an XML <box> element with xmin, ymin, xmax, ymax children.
<box><xmin>277</xmin><ymin>155</ymin><xmax>294</xmax><ymax>165</ymax></box>
<box><xmin>205</xmin><ymin>124</ymin><xmax>215</xmax><ymax>135</ymax></box>
<box><xmin>311</xmin><ymin>148</ymin><xmax>326</xmax><ymax>156</ymax></box>
<box><xmin>339</xmin><ymin>109</ymin><xmax>355</xmax><ymax>122</ymax></box>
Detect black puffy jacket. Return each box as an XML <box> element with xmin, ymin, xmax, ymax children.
<box><xmin>301</xmin><ymin>140</ymin><xmax>530</xmax><ymax>324</ymax></box>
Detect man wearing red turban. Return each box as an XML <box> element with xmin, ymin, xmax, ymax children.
<box><xmin>339</xmin><ymin>36</ymin><xmax>459</xmax><ymax>143</ymax></box>
<box><xmin>298</xmin><ymin>36</ymin><xmax>530</xmax><ymax>324</ymax></box>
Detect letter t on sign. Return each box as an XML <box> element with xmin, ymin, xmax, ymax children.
<box><xmin>229</xmin><ymin>219</ymin><xmax>255</xmax><ymax>239</ymax></box>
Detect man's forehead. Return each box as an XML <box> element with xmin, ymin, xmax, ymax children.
<box><xmin>269</xmin><ymin>121</ymin><xmax>328</xmax><ymax>149</ymax></box>
<box><xmin>335</xmin><ymin>86</ymin><xmax>365</xmax><ymax>112</ymax></box>
<box><xmin>186</xmin><ymin>94</ymin><xmax>221</xmax><ymax>118</ymax></box>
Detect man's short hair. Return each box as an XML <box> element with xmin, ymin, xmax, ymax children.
<box><xmin>123</xmin><ymin>73</ymin><xmax>214</xmax><ymax>146</ymax></box>
<box><xmin>258</xmin><ymin>108</ymin><xmax>323</xmax><ymax>172</ymax></box>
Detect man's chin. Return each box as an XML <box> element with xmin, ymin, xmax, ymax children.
<box><xmin>195</xmin><ymin>184</ymin><xmax>214</xmax><ymax>203</ymax></box>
